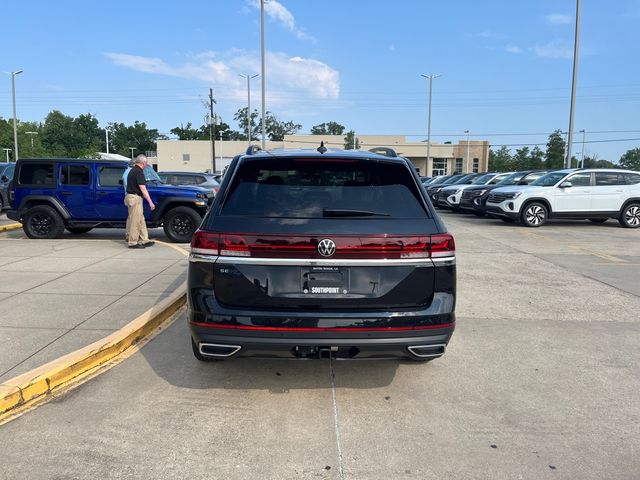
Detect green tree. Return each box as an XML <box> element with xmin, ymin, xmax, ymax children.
<box><xmin>512</xmin><ymin>146</ymin><xmax>531</xmax><ymax>170</ymax></box>
<box><xmin>265</xmin><ymin>115</ymin><xmax>302</xmax><ymax>141</ymax></box>
<box><xmin>343</xmin><ymin>130</ymin><xmax>360</xmax><ymax>150</ymax></box>
<box><xmin>488</xmin><ymin>146</ymin><xmax>512</xmax><ymax>171</ymax></box>
<box><xmin>311</xmin><ymin>121</ymin><xmax>345</xmax><ymax>135</ymax></box>
<box><xmin>545</xmin><ymin>130</ymin><xmax>566</xmax><ymax>168</ymax></box>
<box><xmin>529</xmin><ymin>146</ymin><xmax>544</xmax><ymax>169</ymax></box>
<box><xmin>619</xmin><ymin>148</ymin><xmax>640</xmax><ymax>171</ymax></box>
<box><xmin>107</xmin><ymin>121</ymin><xmax>161</xmax><ymax>157</ymax></box>
<box><xmin>233</xmin><ymin>107</ymin><xmax>260</xmax><ymax>140</ymax></box>
<box><xmin>170</xmin><ymin>122</ymin><xmax>209</xmax><ymax>140</ymax></box>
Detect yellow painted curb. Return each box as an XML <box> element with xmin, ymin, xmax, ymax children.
<box><xmin>0</xmin><ymin>223</ymin><xmax>22</xmax><ymax>232</ymax></box>
<box><xmin>0</xmin><ymin>282</ymin><xmax>186</xmax><ymax>420</ymax></box>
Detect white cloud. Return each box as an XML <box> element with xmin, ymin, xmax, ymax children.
<box><xmin>478</xmin><ymin>30</ymin><xmax>505</xmax><ymax>40</ymax></box>
<box><xmin>534</xmin><ymin>41</ymin><xmax>573</xmax><ymax>59</ymax></box>
<box><xmin>247</xmin><ymin>0</ymin><xmax>316</xmax><ymax>42</ymax></box>
<box><xmin>546</xmin><ymin>14</ymin><xmax>573</xmax><ymax>25</ymax></box>
<box><xmin>104</xmin><ymin>50</ymin><xmax>339</xmax><ymax>102</ymax></box>
<box><xmin>389</xmin><ymin>44</ymin><xmax>396</xmax><ymax>52</ymax></box>
<box><xmin>505</xmin><ymin>44</ymin><xmax>522</xmax><ymax>54</ymax></box>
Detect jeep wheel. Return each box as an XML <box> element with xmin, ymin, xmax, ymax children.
<box><xmin>163</xmin><ymin>206</ymin><xmax>202</xmax><ymax>243</ymax></box>
<box><xmin>619</xmin><ymin>203</ymin><xmax>640</xmax><ymax>229</ymax></box>
<box><xmin>521</xmin><ymin>202</ymin><xmax>548</xmax><ymax>227</ymax></box>
<box><xmin>66</xmin><ymin>227</ymin><xmax>93</xmax><ymax>234</ymax></box>
<box><xmin>23</xmin><ymin>205</ymin><xmax>65</xmax><ymax>239</ymax></box>
<box><xmin>588</xmin><ymin>218</ymin><xmax>608</xmax><ymax>224</ymax></box>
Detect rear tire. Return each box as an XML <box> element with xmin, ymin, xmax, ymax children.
<box><xmin>66</xmin><ymin>227</ymin><xmax>93</xmax><ymax>234</ymax></box>
<box><xmin>23</xmin><ymin>205</ymin><xmax>65</xmax><ymax>239</ymax></box>
<box><xmin>588</xmin><ymin>218</ymin><xmax>608</xmax><ymax>224</ymax></box>
<box><xmin>521</xmin><ymin>202</ymin><xmax>548</xmax><ymax>227</ymax></box>
<box><xmin>162</xmin><ymin>206</ymin><xmax>202</xmax><ymax>243</ymax></box>
<box><xmin>619</xmin><ymin>203</ymin><xmax>640</xmax><ymax>228</ymax></box>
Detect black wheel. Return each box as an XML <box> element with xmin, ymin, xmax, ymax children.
<box><xmin>23</xmin><ymin>205</ymin><xmax>65</xmax><ymax>239</ymax></box>
<box><xmin>162</xmin><ymin>206</ymin><xmax>202</xmax><ymax>243</ymax></box>
<box><xmin>191</xmin><ymin>338</ymin><xmax>220</xmax><ymax>362</ymax></box>
<box><xmin>520</xmin><ymin>202</ymin><xmax>548</xmax><ymax>227</ymax></box>
<box><xmin>588</xmin><ymin>218</ymin><xmax>608</xmax><ymax>224</ymax></box>
<box><xmin>500</xmin><ymin>217</ymin><xmax>516</xmax><ymax>223</ymax></box>
<box><xmin>619</xmin><ymin>203</ymin><xmax>640</xmax><ymax>228</ymax></box>
<box><xmin>66</xmin><ymin>227</ymin><xmax>93</xmax><ymax>234</ymax></box>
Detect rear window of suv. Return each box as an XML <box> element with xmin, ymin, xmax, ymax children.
<box><xmin>220</xmin><ymin>158</ymin><xmax>428</xmax><ymax>218</ymax></box>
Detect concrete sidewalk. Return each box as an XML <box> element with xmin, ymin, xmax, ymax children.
<box><xmin>0</xmin><ymin>224</ymin><xmax>188</xmax><ymax>383</ymax></box>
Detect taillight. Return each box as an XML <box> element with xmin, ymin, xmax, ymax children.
<box><xmin>428</xmin><ymin>234</ymin><xmax>455</xmax><ymax>258</ymax></box>
<box><xmin>192</xmin><ymin>232</ymin><xmax>455</xmax><ymax>259</ymax></box>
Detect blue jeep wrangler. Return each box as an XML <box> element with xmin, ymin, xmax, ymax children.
<box><xmin>7</xmin><ymin>158</ymin><xmax>213</xmax><ymax>243</ymax></box>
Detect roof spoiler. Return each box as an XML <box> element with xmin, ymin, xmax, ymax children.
<box><xmin>368</xmin><ymin>147</ymin><xmax>397</xmax><ymax>158</ymax></box>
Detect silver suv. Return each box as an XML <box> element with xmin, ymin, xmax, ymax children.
<box><xmin>485</xmin><ymin>169</ymin><xmax>640</xmax><ymax>228</ymax></box>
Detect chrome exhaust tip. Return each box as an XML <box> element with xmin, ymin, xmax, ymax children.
<box><xmin>199</xmin><ymin>343</ymin><xmax>242</xmax><ymax>358</ymax></box>
<box><xmin>407</xmin><ymin>344</ymin><xmax>446</xmax><ymax>358</ymax></box>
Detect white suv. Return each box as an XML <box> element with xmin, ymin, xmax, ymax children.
<box><xmin>437</xmin><ymin>172</ymin><xmax>512</xmax><ymax>210</ymax></box>
<box><xmin>485</xmin><ymin>169</ymin><xmax>640</xmax><ymax>228</ymax></box>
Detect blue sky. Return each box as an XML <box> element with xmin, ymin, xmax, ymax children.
<box><xmin>2</xmin><ymin>0</ymin><xmax>640</xmax><ymax>161</ymax></box>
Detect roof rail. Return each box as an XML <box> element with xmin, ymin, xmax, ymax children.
<box><xmin>246</xmin><ymin>145</ymin><xmax>262</xmax><ymax>155</ymax></box>
<box><xmin>368</xmin><ymin>147</ymin><xmax>397</xmax><ymax>158</ymax></box>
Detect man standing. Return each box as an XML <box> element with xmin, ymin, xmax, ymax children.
<box><xmin>125</xmin><ymin>154</ymin><xmax>155</xmax><ymax>249</ymax></box>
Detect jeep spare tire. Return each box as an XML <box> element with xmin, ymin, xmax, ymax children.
<box><xmin>163</xmin><ymin>206</ymin><xmax>202</xmax><ymax>243</ymax></box>
<box><xmin>23</xmin><ymin>205</ymin><xmax>65</xmax><ymax>239</ymax></box>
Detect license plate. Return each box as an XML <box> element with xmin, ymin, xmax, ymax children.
<box><xmin>301</xmin><ymin>267</ymin><xmax>349</xmax><ymax>294</ymax></box>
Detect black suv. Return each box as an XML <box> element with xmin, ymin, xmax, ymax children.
<box><xmin>187</xmin><ymin>147</ymin><xmax>456</xmax><ymax>361</ymax></box>
<box><xmin>7</xmin><ymin>158</ymin><xmax>213</xmax><ymax>242</ymax></box>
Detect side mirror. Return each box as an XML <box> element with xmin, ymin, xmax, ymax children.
<box><xmin>559</xmin><ymin>181</ymin><xmax>573</xmax><ymax>188</ymax></box>
<box><xmin>1</xmin><ymin>175</ymin><xmax>8</xmax><ymax>183</ymax></box>
<box><xmin>118</xmin><ymin>179</ymin><xmax>124</xmax><ymax>185</ymax></box>
<box><xmin>517</xmin><ymin>180</ymin><xmax>528</xmax><ymax>185</ymax></box>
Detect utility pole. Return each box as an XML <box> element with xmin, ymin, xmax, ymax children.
<box><xmin>260</xmin><ymin>0</ymin><xmax>266</xmax><ymax>150</ymax></box>
<box><xmin>105</xmin><ymin>129</ymin><xmax>110</xmax><ymax>154</ymax></box>
<box><xmin>421</xmin><ymin>74</ymin><xmax>441</xmax><ymax>175</ymax></box>
<box><xmin>565</xmin><ymin>0</ymin><xmax>582</xmax><ymax>168</ymax></box>
<box><xmin>209</xmin><ymin>88</ymin><xmax>216</xmax><ymax>173</ymax></box>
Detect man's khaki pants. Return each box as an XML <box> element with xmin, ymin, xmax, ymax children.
<box><xmin>124</xmin><ymin>194</ymin><xmax>149</xmax><ymax>246</ymax></box>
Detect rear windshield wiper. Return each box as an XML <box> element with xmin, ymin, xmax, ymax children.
<box><xmin>323</xmin><ymin>208</ymin><xmax>390</xmax><ymax>217</ymax></box>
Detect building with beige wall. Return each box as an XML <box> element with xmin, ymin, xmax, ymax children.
<box><xmin>155</xmin><ymin>135</ymin><xmax>489</xmax><ymax>177</ymax></box>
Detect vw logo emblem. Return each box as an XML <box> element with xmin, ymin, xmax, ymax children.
<box><xmin>318</xmin><ymin>238</ymin><xmax>336</xmax><ymax>257</ymax></box>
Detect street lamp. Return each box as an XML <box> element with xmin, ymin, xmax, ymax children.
<box><xmin>3</xmin><ymin>148</ymin><xmax>11</xmax><ymax>162</ymax></box>
<box><xmin>421</xmin><ymin>74</ymin><xmax>441</xmax><ymax>175</ymax></box>
<box><xmin>128</xmin><ymin>147</ymin><xmax>136</xmax><ymax>160</ymax></box>
<box><xmin>579</xmin><ymin>129</ymin><xmax>586</xmax><ymax>168</ymax></box>
<box><xmin>8</xmin><ymin>70</ymin><xmax>23</xmax><ymax>161</ymax></box>
<box><xmin>25</xmin><ymin>131</ymin><xmax>38</xmax><ymax>155</ymax></box>
<box><xmin>464</xmin><ymin>130</ymin><xmax>471</xmax><ymax>173</ymax></box>
<box><xmin>260</xmin><ymin>0</ymin><xmax>266</xmax><ymax>150</ymax></box>
<box><xmin>239</xmin><ymin>74</ymin><xmax>259</xmax><ymax>146</ymax></box>
<box><xmin>565</xmin><ymin>0</ymin><xmax>582</xmax><ymax>168</ymax></box>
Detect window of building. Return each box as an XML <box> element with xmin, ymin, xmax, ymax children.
<box><xmin>60</xmin><ymin>165</ymin><xmax>90</xmax><ymax>186</ymax></box>
<box><xmin>473</xmin><ymin>158</ymin><xmax>479</xmax><ymax>173</ymax></box>
<box><xmin>182</xmin><ymin>154</ymin><xmax>190</xmax><ymax>162</ymax></box>
<box><xmin>455</xmin><ymin>158</ymin><xmax>463</xmax><ymax>174</ymax></box>
<box><xmin>432</xmin><ymin>159</ymin><xmax>447</xmax><ymax>176</ymax></box>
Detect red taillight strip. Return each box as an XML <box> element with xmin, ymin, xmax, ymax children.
<box><xmin>190</xmin><ymin>322</ymin><xmax>453</xmax><ymax>332</ymax></box>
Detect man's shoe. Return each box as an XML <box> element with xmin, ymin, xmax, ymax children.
<box><xmin>128</xmin><ymin>244</ymin><xmax>145</xmax><ymax>249</ymax></box>
<box><xmin>143</xmin><ymin>241</ymin><xmax>155</xmax><ymax>247</ymax></box>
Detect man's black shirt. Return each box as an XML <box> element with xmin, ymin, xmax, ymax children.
<box><xmin>126</xmin><ymin>167</ymin><xmax>146</xmax><ymax>197</ymax></box>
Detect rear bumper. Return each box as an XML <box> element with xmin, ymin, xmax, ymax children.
<box><xmin>189</xmin><ymin>322</ymin><xmax>455</xmax><ymax>360</ymax></box>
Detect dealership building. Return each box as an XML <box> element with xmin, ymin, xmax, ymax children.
<box><xmin>152</xmin><ymin>135</ymin><xmax>489</xmax><ymax>177</ymax></box>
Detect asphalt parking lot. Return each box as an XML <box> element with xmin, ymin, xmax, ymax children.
<box><xmin>1</xmin><ymin>212</ymin><xmax>639</xmax><ymax>480</ymax></box>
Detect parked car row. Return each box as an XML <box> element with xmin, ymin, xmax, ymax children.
<box><xmin>425</xmin><ymin>168</ymin><xmax>640</xmax><ymax>228</ymax></box>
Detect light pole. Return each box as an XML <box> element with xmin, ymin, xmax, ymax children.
<box><xmin>260</xmin><ymin>0</ymin><xmax>266</xmax><ymax>150</ymax></box>
<box><xmin>579</xmin><ymin>129</ymin><xmax>586</xmax><ymax>168</ymax></box>
<box><xmin>128</xmin><ymin>147</ymin><xmax>136</xmax><ymax>160</ymax></box>
<box><xmin>421</xmin><ymin>74</ymin><xmax>441</xmax><ymax>175</ymax></box>
<box><xmin>464</xmin><ymin>130</ymin><xmax>471</xmax><ymax>173</ymax></box>
<box><xmin>25</xmin><ymin>131</ymin><xmax>38</xmax><ymax>155</ymax></box>
<box><xmin>3</xmin><ymin>148</ymin><xmax>11</xmax><ymax>162</ymax></box>
<box><xmin>9</xmin><ymin>70</ymin><xmax>23</xmax><ymax>161</ymax></box>
<box><xmin>105</xmin><ymin>129</ymin><xmax>110</xmax><ymax>154</ymax></box>
<box><xmin>565</xmin><ymin>0</ymin><xmax>582</xmax><ymax>168</ymax></box>
<box><xmin>239</xmin><ymin>74</ymin><xmax>259</xmax><ymax>146</ymax></box>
